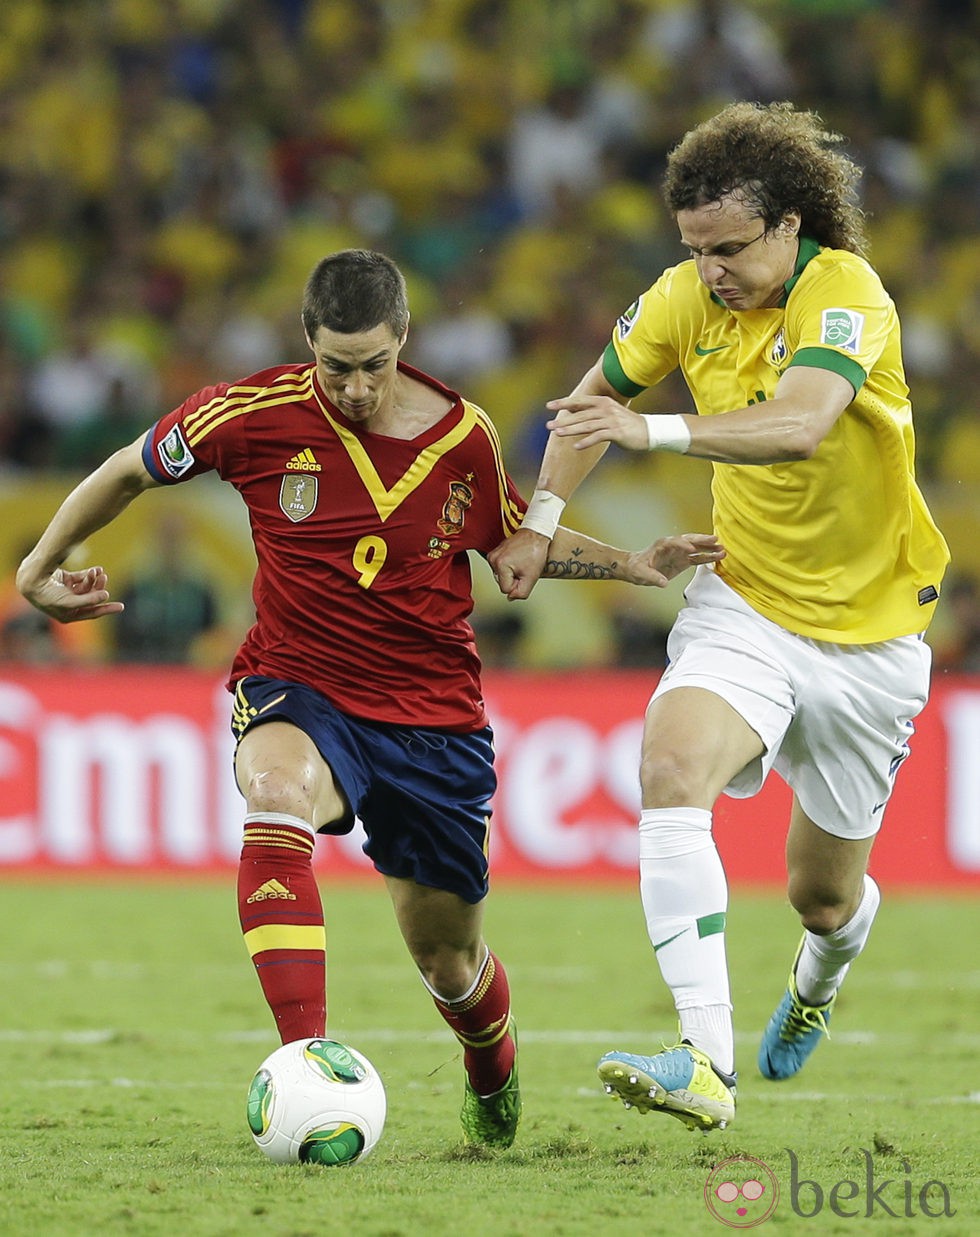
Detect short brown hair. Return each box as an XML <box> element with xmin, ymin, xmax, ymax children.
<box><xmin>302</xmin><ymin>249</ymin><xmax>410</xmax><ymax>339</ymax></box>
<box><xmin>663</xmin><ymin>102</ymin><xmax>868</xmax><ymax>255</ymax></box>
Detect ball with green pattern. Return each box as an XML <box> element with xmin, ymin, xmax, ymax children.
<box><xmin>247</xmin><ymin>1038</ymin><xmax>386</xmax><ymax>1165</ymax></box>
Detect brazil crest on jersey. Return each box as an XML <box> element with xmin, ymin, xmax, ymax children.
<box><xmin>604</xmin><ymin>239</ymin><xmax>949</xmax><ymax>642</ymax></box>
<box><xmin>143</xmin><ymin>362</ymin><xmax>526</xmax><ymax>729</ymax></box>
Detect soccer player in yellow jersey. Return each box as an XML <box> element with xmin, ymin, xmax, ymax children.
<box><xmin>489</xmin><ymin>102</ymin><xmax>950</xmax><ymax>1131</ymax></box>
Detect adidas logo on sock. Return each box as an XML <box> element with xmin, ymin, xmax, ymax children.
<box><xmin>285</xmin><ymin>448</ymin><xmax>321</xmax><ymax>472</ymax></box>
<box><xmin>246</xmin><ymin>878</ymin><xmax>297</xmax><ymax>903</ymax></box>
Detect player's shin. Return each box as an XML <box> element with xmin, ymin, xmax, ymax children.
<box><xmin>794</xmin><ymin>873</ymin><xmax>881</xmax><ymax>1005</ymax></box>
<box><xmin>237</xmin><ymin>814</ymin><xmax>326</xmax><ymax>1043</ymax></box>
<box><xmin>424</xmin><ymin>947</ymin><xmax>515</xmax><ymax>1095</ymax></box>
<box><xmin>639</xmin><ymin>808</ymin><xmax>734</xmax><ymax>1074</ymax></box>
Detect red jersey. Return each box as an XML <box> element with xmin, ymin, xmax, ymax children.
<box><xmin>143</xmin><ymin>361</ymin><xmax>526</xmax><ymax>730</ymax></box>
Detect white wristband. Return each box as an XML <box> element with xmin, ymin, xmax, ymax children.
<box><xmin>520</xmin><ymin>489</ymin><xmax>566</xmax><ymax>539</ymax></box>
<box><xmin>641</xmin><ymin>413</ymin><xmax>691</xmax><ymax>453</ymax></box>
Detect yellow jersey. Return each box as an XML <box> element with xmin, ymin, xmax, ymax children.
<box><xmin>605</xmin><ymin>239</ymin><xmax>949</xmax><ymax>642</ymax></box>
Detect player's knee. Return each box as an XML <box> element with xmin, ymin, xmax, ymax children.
<box><xmin>787</xmin><ymin>878</ymin><xmax>855</xmax><ymax>934</ymax></box>
<box><xmin>242</xmin><ymin>762</ymin><xmax>317</xmax><ymax>819</ymax></box>
<box><xmin>639</xmin><ymin>746</ymin><xmax>704</xmax><ymax>805</ymax></box>
<box><xmin>415</xmin><ymin>943</ymin><xmax>483</xmax><ymax>1001</ymax></box>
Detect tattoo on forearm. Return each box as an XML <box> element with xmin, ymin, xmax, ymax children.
<box><xmin>543</xmin><ymin>546</ymin><xmax>617</xmax><ymax>580</ymax></box>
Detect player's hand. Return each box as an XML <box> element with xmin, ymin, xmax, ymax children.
<box><xmin>20</xmin><ymin>565</ymin><xmax>125</xmax><ymax>623</ymax></box>
<box><xmin>546</xmin><ymin>396</ymin><xmax>648</xmax><ymax>452</ymax></box>
<box><xmin>621</xmin><ymin>533</ymin><xmax>725</xmax><ymax>587</ymax></box>
<box><xmin>488</xmin><ymin>528</ymin><xmax>551</xmax><ymax>601</ymax></box>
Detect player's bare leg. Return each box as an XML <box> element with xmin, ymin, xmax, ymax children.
<box><xmin>387</xmin><ymin>877</ymin><xmax>520</xmax><ymax>1147</ymax></box>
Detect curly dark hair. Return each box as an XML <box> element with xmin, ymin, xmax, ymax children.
<box><xmin>663</xmin><ymin>102</ymin><xmax>868</xmax><ymax>255</ymax></box>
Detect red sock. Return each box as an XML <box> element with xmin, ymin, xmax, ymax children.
<box><xmin>431</xmin><ymin>950</ymin><xmax>515</xmax><ymax>1095</ymax></box>
<box><xmin>237</xmin><ymin>819</ymin><xmax>325</xmax><ymax>1043</ymax></box>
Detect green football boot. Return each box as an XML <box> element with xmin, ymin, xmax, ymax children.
<box><xmin>460</xmin><ymin>1019</ymin><xmax>521</xmax><ymax>1148</ymax></box>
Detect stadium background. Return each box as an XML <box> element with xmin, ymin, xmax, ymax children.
<box><xmin>0</xmin><ymin>0</ymin><xmax>977</xmax><ymax>886</ymax></box>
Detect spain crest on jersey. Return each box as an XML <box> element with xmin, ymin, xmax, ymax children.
<box><xmin>437</xmin><ymin>481</ymin><xmax>473</xmax><ymax>536</ymax></box>
<box><xmin>280</xmin><ymin>474</ymin><xmax>318</xmax><ymax>522</ymax></box>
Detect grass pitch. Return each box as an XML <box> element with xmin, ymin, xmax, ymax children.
<box><xmin>1</xmin><ymin>879</ymin><xmax>977</xmax><ymax>1236</ymax></box>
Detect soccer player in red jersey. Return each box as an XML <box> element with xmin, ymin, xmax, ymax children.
<box><xmin>17</xmin><ymin>249</ymin><xmax>723</xmax><ymax>1149</ymax></box>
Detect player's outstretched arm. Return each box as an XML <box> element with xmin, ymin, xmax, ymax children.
<box><xmin>17</xmin><ymin>437</ymin><xmax>162</xmax><ymax>623</ymax></box>
<box><xmin>542</xmin><ymin>528</ymin><xmax>724</xmax><ymax>587</ymax></box>
<box><xmin>548</xmin><ymin>367</ymin><xmax>855</xmax><ymax>464</ymax></box>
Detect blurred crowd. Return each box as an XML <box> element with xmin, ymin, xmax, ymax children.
<box><xmin>0</xmin><ymin>0</ymin><xmax>977</xmax><ymax>669</ymax></box>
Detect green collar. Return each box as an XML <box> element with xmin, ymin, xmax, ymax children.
<box><xmin>708</xmin><ymin>236</ymin><xmax>821</xmax><ymax>309</ymax></box>
<box><xmin>782</xmin><ymin>236</ymin><xmax>821</xmax><ymax>301</ymax></box>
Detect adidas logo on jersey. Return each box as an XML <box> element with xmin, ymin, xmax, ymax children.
<box><xmin>285</xmin><ymin>448</ymin><xmax>322</xmax><ymax>472</ymax></box>
<box><xmin>246</xmin><ymin>878</ymin><xmax>297</xmax><ymax>903</ymax></box>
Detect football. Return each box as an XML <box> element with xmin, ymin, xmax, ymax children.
<box><xmin>246</xmin><ymin>1038</ymin><xmax>387</xmax><ymax>1166</ymax></box>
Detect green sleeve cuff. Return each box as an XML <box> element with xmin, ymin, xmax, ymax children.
<box><xmin>602</xmin><ymin>342</ymin><xmax>646</xmax><ymax>397</ymax></box>
<box><xmin>788</xmin><ymin>346</ymin><xmax>867</xmax><ymax>395</ymax></box>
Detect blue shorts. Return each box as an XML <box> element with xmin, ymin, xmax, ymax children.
<box><xmin>231</xmin><ymin>676</ymin><xmax>496</xmax><ymax>904</ymax></box>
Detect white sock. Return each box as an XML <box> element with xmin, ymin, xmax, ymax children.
<box><xmin>639</xmin><ymin>807</ymin><xmax>734</xmax><ymax>1075</ymax></box>
<box><xmin>794</xmin><ymin>874</ymin><xmax>881</xmax><ymax>1006</ymax></box>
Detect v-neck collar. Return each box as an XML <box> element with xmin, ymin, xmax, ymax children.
<box><xmin>310</xmin><ymin>367</ymin><xmax>477</xmax><ymax>522</ymax></box>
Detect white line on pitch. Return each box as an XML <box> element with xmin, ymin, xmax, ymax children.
<box><xmin>4</xmin><ymin>1028</ymin><xmax>980</xmax><ymax>1049</ymax></box>
<box><xmin>14</xmin><ymin>1077</ymin><xmax>980</xmax><ymax>1106</ymax></box>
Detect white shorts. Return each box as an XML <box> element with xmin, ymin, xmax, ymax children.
<box><xmin>650</xmin><ymin>568</ymin><xmax>933</xmax><ymax>839</ymax></box>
